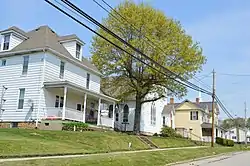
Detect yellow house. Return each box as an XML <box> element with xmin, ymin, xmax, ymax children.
<box><xmin>165</xmin><ymin>98</ymin><xmax>222</xmax><ymax>142</ymax></box>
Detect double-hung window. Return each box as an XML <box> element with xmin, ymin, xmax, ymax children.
<box><xmin>59</xmin><ymin>61</ymin><xmax>65</xmax><ymax>79</ymax></box>
<box><xmin>190</xmin><ymin>111</ymin><xmax>198</xmax><ymax>120</ymax></box>
<box><xmin>3</xmin><ymin>34</ymin><xmax>10</xmax><ymax>50</ymax></box>
<box><xmin>86</xmin><ymin>73</ymin><xmax>90</xmax><ymax>89</ymax></box>
<box><xmin>18</xmin><ymin>89</ymin><xmax>25</xmax><ymax>109</ymax></box>
<box><xmin>76</xmin><ymin>43</ymin><xmax>81</xmax><ymax>59</ymax></box>
<box><xmin>22</xmin><ymin>56</ymin><xmax>29</xmax><ymax>75</ymax></box>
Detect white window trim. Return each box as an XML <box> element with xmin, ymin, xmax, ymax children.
<box><xmin>22</xmin><ymin>55</ymin><xmax>29</xmax><ymax>75</ymax></box>
<box><xmin>151</xmin><ymin>102</ymin><xmax>156</xmax><ymax>125</ymax></box>
<box><xmin>17</xmin><ymin>88</ymin><xmax>25</xmax><ymax>110</ymax></box>
<box><xmin>59</xmin><ymin>61</ymin><xmax>65</xmax><ymax>79</ymax></box>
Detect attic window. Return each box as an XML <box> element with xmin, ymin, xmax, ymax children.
<box><xmin>3</xmin><ymin>34</ymin><xmax>10</xmax><ymax>50</ymax></box>
<box><xmin>76</xmin><ymin>43</ymin><xmax>81</xmax><ymax>59</ymax></box>
<box><xmin>35</xmin><ymin>28</ymin><xmax>39</xmax><ymax>31</ymax></box>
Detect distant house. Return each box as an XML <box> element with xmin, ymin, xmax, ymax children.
<box><xmin>224</xmin><ymin>127</ymin><xmax>250</xmax><ymax>143</ymax></box>
<box><xmin>165</xmin><ymin>97</ymin><xmax>225</xmax><ymax>142</ymax></box>
<box><xmin>0</xmin><ymin>25</ymin><xmax>118</xmax><ymax>129</ymax></box>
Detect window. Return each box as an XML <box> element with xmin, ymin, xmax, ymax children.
<box><xmin>77</xmin><ymin>104</ymin><xmax>81</xmax><ymax>111</ymax></box>
<box><xmin>115</xmin><ymin>104</ymin><xmax>119</xmax><ymax>121</ymax></box>
<box><xmin>11</xmin><ymin>122</ymin><xmax>18</xmax><ymax>128</ymax></box>
<box><xmin>55</xmin><ymin>96</ymin><xmax>59</xmax><ymax>108</ymax></box>
<box><xmin>230</xmin><ymin>131</ymin><xmax>234</xmax><ymax>134</ymax></box>
<box><xmin>45</xmin><ymin>123</ymin><xmax>50</xmax><ymax>126</ymax></box>
<box><xmin>76</xmin><ymin>43</ymin><xmax>81</xmax><ymax>59</ymax></box>
<box><xmin>86</xmin><ymin>73</ymin><xmax>90</xmax><ymax>89</ymax></box>
<box><xmin>22</xmin><ymin>56</ymin><xmax>29</xmax><ymax>75</ymax></box>
<box><xmin>59</xmin><ymin>61</ymin><xmax>65</xmax><ymax>79</ymax></box>
<box><xmin>18</xmin><ymin>89</ymin><xmax>25</xmax><ymax>109</ymax></box>
<box><xmin>232</xmin><ymin>136</ymin><xmax>237</xmax><ymax>139</ymax></box>
<box><xmin>2</xmin><ymin>59</ymin><xmax>6</xmax><ymax>66</ymax></box>
<box><xmin>151</xmin><ymin>102</ymin><xmax>156</xmax><ymax>125</ymax></box>
<box><xmin>123</xmin><ymin>104</ymin><xmax>129</xmax><ymax>123</ymax></box>
<box><xmin>3</xmin><ymin>34</ymin><xmax>10</xmax><ymax>50</ymax></box>
<box><xmin>190</xmin><ymin>111</ymin><xmax>198</xmax><ymax>120</ymax></box>
<box><xmin>163</xmin><ymin>116</ymin><xmax>166</xmax><ymax>126</ymax></box>
<box><xmin>60</xmin><ymin>97</ymin><xmax>64</xmax><ymax>108</ymax></box>
<box><xmin>108</xmin><ymin>105</ymin><xmax>113</xmax><ymax>118</ymax></box>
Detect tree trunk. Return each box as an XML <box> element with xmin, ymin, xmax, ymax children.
<box><xmin>133</xmin><ymin>95</ymin><xmax>142</xmax><ymax>134</ymax></box>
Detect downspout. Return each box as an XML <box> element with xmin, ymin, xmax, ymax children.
<box><xmin>36</xmin><ymin>49</ymin><xmax>46</xmax><ymax>128</ymax></box>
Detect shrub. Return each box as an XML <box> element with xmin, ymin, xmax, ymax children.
<box><xmin>62</xmin><ymin>122</ymin><xmax>88</xmax><ymax>131</ymax></box>
<box><xmin>161</xmin><ymin>126</ymin><xmax>183</xmax><ymax>138</ymax></box>
<box><xmin>153</xmin><ymin>133</ymin><xmax>158</xmax><ymax>136</ymax></box>
<box><xmin>216</xmin><ymin>137</ymin><xmax>234</xmax><ymax>147</ymax></box>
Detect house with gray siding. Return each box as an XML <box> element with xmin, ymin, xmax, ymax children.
<box><xmin>0</xmin><ymin>25</ymin><xmax>118</xmax><ymax>128</ymax></box>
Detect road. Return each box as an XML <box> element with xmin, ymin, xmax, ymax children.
<box><xmin>175</xmin><ymin>151</ymin><xmax>250</xmax><ymax>166</ymax></box>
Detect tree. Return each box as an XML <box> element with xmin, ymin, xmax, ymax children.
<box><xmin>220</xmin><ymin>118</ymin><xmax>246</xmax><ymax>130</ymax></box>
<box><xmin>91</xmin><ymin>1</ymin><xmax>206</xmax><ymax>133</ymax></box>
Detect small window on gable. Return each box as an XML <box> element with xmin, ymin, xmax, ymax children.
<box><xmin>3</xmin><ymin>34</ymin><xmax>10</xmax><ymax>50</ymax></box>
<box><xmin>76</xmin><ymin>43</ymin><xmax>81</xmax><ymax>59</ymax></box>
<box><xmin>2</xmin><ymin>59</ymin><xmax>6</xmax><ymax>66</ymax></box>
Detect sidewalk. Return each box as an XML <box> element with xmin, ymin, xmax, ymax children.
<box><xmin>0</xmin><ymin>146</ymin><xmax>207</xmax><ymax>163</ymax></box>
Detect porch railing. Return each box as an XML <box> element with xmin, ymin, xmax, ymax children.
<box><xmin>100</xmin><ymin>116</ymin><xmax>113</xmax><ymax>127</ymax></box>
<box><xmin>65</xmin><ymin>108</ymin><xmax>84</xmax><ymax>122</ymax></box>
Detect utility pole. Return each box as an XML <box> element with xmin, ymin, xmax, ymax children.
<box><xmin>245</xmin><ymin>102</ymin><xmax>247</xmax><ymax>145</ymax></box>
<box><xmin>211</xmin><ymin>69</ymin><xmax>216</xmax><ymax>147</ymax></box>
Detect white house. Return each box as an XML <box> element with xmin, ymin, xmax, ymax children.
<box><xmin>224</xmin><ymin>127</ymin><xmax>250</xmax><ymax>143</ymax></box>
<box><xmin>0</xmin><ymin>25</ymin><xmax>118</xmax><ymax>129</ymax></box>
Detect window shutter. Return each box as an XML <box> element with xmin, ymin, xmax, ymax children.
<box><xmin>196</xmin><ymin>111</ymin><xmax>199</xmax><ymax>120</ymax></box>
<box><xmin>190</xmin><ymin>111</ymin><xmax>192</xmax><ymax>120</ymax></box>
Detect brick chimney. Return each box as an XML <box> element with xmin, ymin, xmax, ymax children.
<box><xmin>196</xmin><ymin>97</ymin><xmax>200</xmax><ymax>104</ymax></box>
<box><xmin>170</xmin><ymin>98</ymin><xmax>174</xmax><ymax>104</ymax></box>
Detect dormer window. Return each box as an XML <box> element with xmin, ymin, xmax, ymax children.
<box><xmin>76</xmin><ymin>43</ymin><xmax>81</xmax><ymax>59</ymax></box>
<box><xmin>3</xmin><ymin>34</ymin><xmax>10</xmax><ymax>50</ymax></box>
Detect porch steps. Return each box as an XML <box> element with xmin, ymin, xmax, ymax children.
<box><xmin>138</xmin><ymin>136</ymin><xmax>158</xmax><ymax>149</ymax></box>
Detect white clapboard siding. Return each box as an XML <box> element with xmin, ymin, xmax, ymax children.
<box><xmin>10</xmin><ymin>34</ymin><xmax>23</xmax><ymax>50</ymax></box>
<box><xmin>62</xmin><ymin>41</ymin><xmax>76</xmax><ymax>59</ymax></box>
<box><xmin>44</xmin><ymin>53</ymin><xmax>100</xmax><ymax>93</ymax></box>
<box><xmin>0</xmin><ymin>53</ymin><xmax>44</xmax><ymax>122</ymax></box>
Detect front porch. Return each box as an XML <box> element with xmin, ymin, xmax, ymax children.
<box><xmin>201</xmin><ymin>122</ymin><xmax>225</xmax><ymax>142</ymax></box>
<box><xmin>41</xmin><ymin>81</ymin><xmax>118</xmax><ymax>128</ymax></box>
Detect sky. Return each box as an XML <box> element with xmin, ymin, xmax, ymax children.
<box><xmin>1</xmin><ymin>0</ymin><xmax>250</xmax><ymax>119</ymax></box>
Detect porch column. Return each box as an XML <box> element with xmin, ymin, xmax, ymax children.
<box><xmin>83</xmin><ymin>93</ymin><xmax>87</xmax><ymax>123</ymax></box>
<box><xmin>97</xmin><ymin>98</ymin><xmax>101</xmax><ymax>126</ymax></box>
<box><xmin>112</xmin><ymin>102</ymin><xmax>115</xmax><ymax>128</ymax></box>
<box><xmin>62</xmin><ymin>86</ymin><xmax>67</xmax><ymax>120</ymax></box>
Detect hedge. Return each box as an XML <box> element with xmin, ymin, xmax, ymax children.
<box><xmin>216</xmin><ymin>137</ymin><xmax>234</xmax><ymax>147</ymax></box>
<box><xmin>62</xmin><ymin>122</ymin><xmax>88</xmax><ymax>131</ymax></box>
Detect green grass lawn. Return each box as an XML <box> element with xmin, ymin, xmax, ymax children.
<box><xmin>0</xmin><ymin>129</ymin><xmax>148</xmax><ymax>156</ymax></box>
<box><xmin>0</xmin><ymin>146</ymin><xmax>248</xmax><ymax>166</ymax></box>
<box><xmin>0</xmin><ymin>129</ymin><xmax>208</xmax><ymax>157</ymax></box>
<box><xmin>149</xmin><ymin>136</ymin><xmax>198</xmax><ymax>148</ymax></box>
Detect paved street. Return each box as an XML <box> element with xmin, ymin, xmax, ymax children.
<box><xmin>175</xmin><ymin>151</ymin><xmax>250</xmax><ymax>166</ymax></box>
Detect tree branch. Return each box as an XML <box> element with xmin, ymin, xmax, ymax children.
<box><xmin>141</xmin><ymin>95</ymin><xmax>165</xmax><ymax>104</ymax></box>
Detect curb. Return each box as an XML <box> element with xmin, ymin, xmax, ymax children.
<box><xmin>165</xmin><ymin>151</ymin><xmax>245</xmax><ymax>166</ymax></box>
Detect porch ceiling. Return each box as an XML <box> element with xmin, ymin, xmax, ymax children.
<box><xmin>44</xmin><ymin>81</ymin><xmax>119</xmax><ymax>103</ymax></box>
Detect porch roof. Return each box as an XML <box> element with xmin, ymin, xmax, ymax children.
<box><xmin>43</xmin><ymin>81</ymin><xmax>119</xmax><ymax>102</ymax></box>
<box><xmin>201</xmin><ymin>122</ymin><xmax>227</xmax><ymax>131</ymax></box>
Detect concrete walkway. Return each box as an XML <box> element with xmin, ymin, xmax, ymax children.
<box><xmin>0</xmin><ymin>146</ymin><xmax>207</xmax><ymax>163</ymax></box>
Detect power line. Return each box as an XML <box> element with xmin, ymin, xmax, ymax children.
<box><xmin>45</xmin><ymin>0</ymin><xmax>208</xmax><ymax>97</ymax></box>
<box><xmin>45</xmin><ymin>0</ymin><xmax>236</xmax><ymax>121</ymax></box>
<box><xmin>60</xmin><ymin>0</ymin><xmax>213</xmax><ymax>96</ymax></box>
<box><xmin>217</xmin><ymin>73</ymin><xmax>250</xmax><ymax>77</ymax></box>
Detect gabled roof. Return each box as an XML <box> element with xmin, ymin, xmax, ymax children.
<box><xmin>58</xmin><ymin>34</ymin><xmax>84</xmax><ymax>44</ymax></box>
<box><xmin>0</xmin><ymin>25</ymin><xmax>99</xmax><ymax>74</ymax></box>
<box><xmin>164</xmin><ymin>99</ymin><xmax>219</xmax><ymax>115</ymax></box>
<box><xmin>0</xmin><ymin>26</ymin><xmax>28</xmax><ymax>38</ymax></box>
